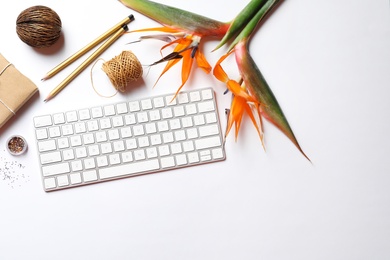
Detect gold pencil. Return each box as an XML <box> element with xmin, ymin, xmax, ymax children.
<box><xmin>44</xmin><ymin>25</ymin><xmax>129</xmax><ymax>102</ymax></box>
<box><xmin>42</xmin><ymin>14</ymin><xmax>134</xmax><ymax>81</ymax></box>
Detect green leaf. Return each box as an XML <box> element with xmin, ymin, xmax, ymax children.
<box><xmin>213</xmin><ymin>0</ymin><xmax>268</xmax><ymax>51</ymax></box>
<box><xmin>119</xmin><ymin>0</ymin><xmax>229</xmax><ymax>37</ymax></box>
<box><xmin>227</xmin><ymin>0</ymin><xmax>281</xmax><ymax>52</ymax></box>
<box><xmin>235</xmin><ymin>41</ymin><xmax>310</xmax><ymax>161</ymax></box>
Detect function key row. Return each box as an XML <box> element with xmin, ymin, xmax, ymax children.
<box><xmin>34</xmin><ymin>89</ymin><xmax>213</xmax><ymax>128</ymax></box>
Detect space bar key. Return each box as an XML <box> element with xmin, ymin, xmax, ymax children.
<box><xmin>99</xmin><ymin>159</ymin><xmax>160</xmax><ymax>180</ymax></box>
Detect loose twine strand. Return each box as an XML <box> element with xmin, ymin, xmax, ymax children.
<box><xmin>0</xmin><ymin>63</ymin><xmax>16</xmax><ymax>114</ymax></box>
<box><xmin>90</xmin><ymin>50</ymin><xmax>143</xmax><ymax>98</ymax></box>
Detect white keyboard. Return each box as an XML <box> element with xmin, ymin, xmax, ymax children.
<box><xmin>34</xmin><ymin>88</ymin><xmax>226</xmax><ymax>191</ymax></box>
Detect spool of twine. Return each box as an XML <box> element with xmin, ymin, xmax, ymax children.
<box><xmin>101</xmin><ymin>50</ymin><xmax>143</xmax><ymax>92</ymax></box>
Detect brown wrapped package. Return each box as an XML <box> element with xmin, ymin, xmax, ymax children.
<box><xmin>0</xmin><ymin>54</ymin><xmax>38</xmax><ymax>129</ymax></box>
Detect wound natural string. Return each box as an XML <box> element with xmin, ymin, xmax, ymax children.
<box><xmin>90</xmin><ymin>50</ymin><xmax>143</xmax><ymax>98</ymax></box>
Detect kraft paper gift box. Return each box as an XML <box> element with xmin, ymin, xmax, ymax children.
<box><xmin>0</xmin><ymin>53</ymin><xmax>38</xmax><ymax>129</ymax></box>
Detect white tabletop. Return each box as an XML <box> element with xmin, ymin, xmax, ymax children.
<box><xmin>1</xmin><ymin>0</ymin><xmax>390</xmax><ymax>259</ymax></box>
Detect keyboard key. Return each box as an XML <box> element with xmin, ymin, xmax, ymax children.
<box><xmin>189</xmin><ymin>91</ymin><xmax>201</xmax><ymax>102</ymax></box>
<box><xmin>100</xmin><ymin>118</ymin><xmax>111</xmax><ymax>129</ymax></box>
<box><xmin>88</xmin><ymin>145</ymin><xmax>100</xmax><ymax>156</ymax></box>
<box><xmin>116</xmin><ymin>103</ymin><xmax>128</xmax><ymax>114</ymax></box>
<box><xmin>91</xmin><ymin>107</ymin><xmax>103</xmax><ymax>118</ymax></box>
<box><xmin>101</xmin><ymin>143</ymin><xmax>113</xmax><ymax>154</ymax></box>
<box><xmin>36</xmin><ymin>129</ymin><xmax>48</xmax><ymax>140</ymax></box>
<box><xmin>66</xmin><ymin>111</ymin><xmax>78</xmax><ymax>122</ymax></box>
<box><xmin>212</xmin><ymin>148</ymin><xmax>224</xmax><ymax>159</ymax></box>
<box><xmin>75</xmin><ymin>147</ymin><xmax>87</xmax><ymax>158</ymax></box>
<box><xmin>185</xmin><ymin>104</ymin><xmax>197</xmax><ymax>115</ymax></box>
<box><xmin>40</xmin><ymin>151</ymin><xmax>61</xmax><ymax>165</ymax></box>
<box><xmin>104</xmin><ymin>105</ymin><xmax>115</xmax><ymax>116</ymax></box>
<box><xmin>83</xmin><ymin>170</ymin><xmax>98</xmax><ymax>182</ymax></box>
<box><xmin>158</xmin><ymin>145</ymin><xmax>170</xmax><ymax>156</ymax></box>
<box><xmin>53</xmin><ymin>113</ymin><xmax>65</xmax><ymax>125</ymax></box>
<box><xmin>112</xmin><ymin>116</ymin><xmax>124</xmax><ymax>127</ymax></box>
<box><xmin>201</xmin><ymin>89</ymin><xmax>213</xmax><ymax>100</ymax></box>
<box><xmin>113</xmin><ymin>140</ymin><xmax>125</xmax><ymax>152</ymax></box>
<box><xmin>141</xmin><ymin>99</ymin><xmax>153</xmax><ymax>110</ymax></box>
<box><xmin>161</xmin><ymin>108</ymin><xmax>173</xmax><ymax>119</ymax></box>
<box><xmin>108</xmin><ymin>129</ymin><xmax>120</xmax><ymax>140</ymax></box>
<box><xmin>125</xmin><ymin>139</ymin><xmax>137</xmax><ymax>150</ymax></box>
<box><xmin>96</xmin><ymin>131</ymin><xmax>107</xmax><ymax>143</ymax></box>
<box><xmin>124</xmin><ymin>114</ymin><xmax>136</xmax><ymax>125</ymax></box>
<box><xmin>195</xmin><ymin>136</ymin><xmax>221</xmax><ymax>150</ymax></box>
<box><xmin>153</xmin><ymin>97</ymin><xmax>165</xmax><ymax>108</ymax></box>
<box><xmin>109</xmin><ymin>154</ymin><xmax>121</xmax><ymax>165</ymax></box>
<box><xmin>99</xmin><ymin>159</ymin><xmax>160</xmax><ymax>179</ymax></box>
<box><xmin>79</xmin><ymin>109</ymin><xmax>91</xmax><ymax>120</ymax></box>
<box><xmin>87</xmin><ymin>120</ymin><xmax>99</xmax><ymax>131</ymax></box>
<box><xmin>175</xmin><ymin>154</ymin><xmax>187</xmax><ymax>166</ymax></box>
<box><xmin>145</xmin><ymin>123</ymin><xmax>157</xmax><ymax>134</ymax></box>
<box><xmin>121</xmin><ymin>152</ymin><xmax>133</xmax><ymax>163</ymax></box>
<box><xmin>146</xmin><ymin>147</ymin><xmax>158</xmax><ymax>158</ymax></box>
<box><xmin>165</xmin><ymin>95</ymin><xmax>176</xmax><ymax>106</ymax></box>
<box><xmin>177</xmin><ymin>93</ymin><xmax>189</xmax><ymax>104</ymax></box>
<box><xmin>137</xmin><ymin>112</ymin><xmax>148</xmax><ymax>123</ymax></box>
<box><xmin>44</xmin><ymin>178</ymin><xmax>56</xmax><ymax>189</ymax></box>
<box><xmin>198</xmin><ymin>100</ymin><xmax>215</xmax><ymax>113</ymax></box>
<box><xmin>63</xmin><ymin>149</ymin><xmax>75</xmax><ymax>161</ymax></box>
<box><xmin>134</xmin><ymin>149</ymin><xmax>146</xmax><ymax>161</ymax></box>
<box><xmin>199</xmin><ymin>124</ymin><xmax>219</xmax><ymax>137</ymax></box>
<box><xmin>133</xmin><ymin>125</ymin><xmax>144</xmax><ymax>136</ymax></box>
<box><xmin>58</xmin><ymin>138</ymin><xmax>70</xmax><ymax>149</ymax></box>
<box><xmin>70</xmin><ymin>136</ymin><xmax>82</xmax><ymax>146</ymax></box>
<box><xmin>182</xmin><ymin>141</ymin><xmax>194</xmax><ymax>152</ymax></box>
<box><xmin>96</xmin><ymin>156</ymin><xmax>109</xmax><ymax>167</ymax></box>
<box><xmin>38</xmin><ymin>140</ymin><xmax>56</xmax><ymax>152</ymax></box>
<box><xmin>173</xmin><ymin>106</ymin><xmax>185</xmax><ymax>117</ymax></box>
<box><xmin>70</xmin><ymin>173</ymin><xmax>82</xmax><ymax>184</ymax></box>
<box><xmin>200</xmin><ymin>150</ymin><xmax>212</xmax><ymax>161</ymax></box>
<box><xmin>120</xmin><ymin>127</ymin><xmax>132</xmax><ymax>138</ymax></box>
<box><xmin>84</xmin><ymin>158</ymin><xmax>96</xmax><ymax>169</ymax></box>
<box><xmin>205</xmin><ymin>112</ymin><xmax>217</xmax><ymax>123</ymax></box>
<box><xmin>170</xmin><ymin>143</ymin><xmax>182</xmax><ymax>154</ymax></box>
<box><xmin>62</xmin><ymin>125</ymin><xmax>74</xmax><ymax>136</ymax></box>
<box><xmin>71</xmin><ymin>160</ymin><xmax>83</xmax><ymax>172</ymax></box>
<box><xmin>49</xmin><ymin>126</ymin><xmax>61</xmax><ymax>138</ymax></box>
<box><xmin>34</xmin><ymin>115</ymin><xmax>52</xmax><ymax>128</ymax></box>
<box><xmin>149</xmin><ymin>110</ymin><xmax>161</xmax><ymax>121</ymax></box>
<box><xmin>129</xmin><ymin>101</ymin><xmax>140</xmax><ymax>112</ymax></box>
<box><xmin>188</xmin><ymin>152</ymin><xmax>200</xmax><ymax>164</ymax></box>
<box><xmin>83</xmin><ymin>133</ymin><xmax>94</xmax><ymax>144</ymax></box>
<box><xmin>57</xmin><ymin>175</ymin><xmax>69</xmax><ymax>187</ymax></box>
<box><xmin>42</xmin><ymin>163</ymin><xmax>70</xmax><ymax>177</ymax></box>
<box><xmin>161</xmin><ymin>156</ymin><xmax>175</xmax><ymax>168</ymax></box>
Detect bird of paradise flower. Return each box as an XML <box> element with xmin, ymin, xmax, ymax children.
<box><xmin>119</xmin><ymin>0</ymin><xmax>310</xmax><ymax>160</ymax></box>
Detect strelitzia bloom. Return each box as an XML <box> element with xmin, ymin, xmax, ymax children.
<box><xmin>120</xmin><ymin>0</ymin><xmax>230</xmax><ymax>98</ymax></box>
<box><xmin>119</xmin><ymin>0</ymin><xmax>310</xmax><ymax>160</ymax></box>
<box><xmin>214</xmin><ymin>0</ymin><xmax>310</xmax><ymax>160</ymax></box>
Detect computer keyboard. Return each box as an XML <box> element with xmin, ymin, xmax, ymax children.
<box><xmin>34</xmin><ymin>88</ymin><xmax>226</xmax><ymax>191</ymax></box>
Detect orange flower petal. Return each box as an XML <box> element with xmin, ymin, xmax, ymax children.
<box><xmin>213</xmin><ymin>51</ymin><xmax>233</xmax><ymax>83</ymax></box>
<box><xmin>226</xmin><ymin>80</ymin><xmax>257</xmax><ymax>103</ymax></box>
<box><xmin>170</xmin><ymin>49</ymin><xmax>193</xmax><ymax>100</ymax></box>
<box><xmin>195</xmin><ymin>49</ymin><xmax>211</xmax><ymax>74</ymax></box>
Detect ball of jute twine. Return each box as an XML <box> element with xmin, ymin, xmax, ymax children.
<box><xmin>91</xmin><ymin>50</ymin><xmax>143</xmax><ymax>97</ymax></box>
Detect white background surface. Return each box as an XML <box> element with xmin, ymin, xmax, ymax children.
<box><xmin>0</xmin><ymin>0</ymin><xmax>389</xmax><ymax>259</ymax></box>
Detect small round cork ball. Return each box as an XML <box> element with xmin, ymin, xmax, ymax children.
<box><xmin>16</xmin><ymin>5</ymin><xmax>62</xmax><ymax>48</ymax></box>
